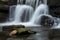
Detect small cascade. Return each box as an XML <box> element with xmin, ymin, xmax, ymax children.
<box><xmin>13</xmin><ymin>5</ymin><xmax>34</xmax><ymax>22</ymax></box>
<box><xmin>30</xmin><ymin>4</ymin><xmax>49</xmax><ymax>24</ymax></box>
<box><xmin>0</xmin><ymin>0</ymin><xmax>58</xmax><ymax>28</ymax></box>
<box><xmin>0</xmin><ymin>0</ymin><xmax>60</xmax><ymax>40</ymax></box>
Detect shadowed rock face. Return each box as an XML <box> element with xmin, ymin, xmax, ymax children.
<box><xmin>40</xmin><ymin>15</ymin><xmax>54</xmax><ymax>27</ymax></box>
<box><xmin>48</xmin><ymin>0</ymin><xmax>60</xmax><ymax>18</ymax></box>
<box><xmin>0</xmin><ymin>0</ymin><xmax>9</xmax><ymax>23</ymax></box>
<box><xmin>2</xmin><ymin>25</ymin><xmax>49</xmax><ymax>40</ymax></box>
<box><xmin>48</xmin><ymin>0</ymin><xmax>60</xmax><ymax>6</ymax></box>
<box><xmin>0</xmin><ymin>0</ymin><xmax>17</xmax><ymax>23</ymax></box>
<box><xmin>0</xmin><ymin>13</ymin><xmax>8</xmax><ymax>23</ymax></box>
<box><xmin>8</xmin><ymin>0</ymin><xmax>17</xmax><ymax>5</ymax></box>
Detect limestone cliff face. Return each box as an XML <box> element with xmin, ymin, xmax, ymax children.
<box><xmin>48</xmin><ymin>0</ymin><xmax>60</xmax><ymax>18</ymax></box>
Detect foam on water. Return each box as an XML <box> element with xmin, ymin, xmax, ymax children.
<box><xmin>0</xmin><ymin>4</ymin><xmax>49</xmax><ymax>27</ymax></box>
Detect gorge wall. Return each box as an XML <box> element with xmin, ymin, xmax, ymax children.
<box><xmin>47</xmin><ymin>0</ymin><xmax>60</xmax><ymax>18</ymax></box>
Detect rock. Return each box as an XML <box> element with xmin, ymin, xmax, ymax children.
<box><xmin>50</xmin><ymin>7</ymin><xmax>60</xmax><ymax>18</ymax></box>
<box><xmin>2</xmin><ymin>25</ymin><xmax>25</xmax><ymax>31</ymax></box>
<box><xmin>0</xmin><ymin>13</ymin><xmax>8</xmax><ymax>23</ymax></box>
<box><xmin>40</xmin><ymin>15</ymin><xmax>54</xmax><ymax>27</ymax></box>
<box><xmin>48</xmin><ymin>0</ymin><xmax>60</xmax><ymax>6</ymax></box>
<box><xmin>0</xmin><ymin>0</ymin><xmax>9</xmax><ymax>23</ymax></box>
<box><xmin>8</xmin><ymin>0</ymin><xmax>17</xmax><ymax>5</ymax></box>
<box><xmin>0</xmin><ymin>0</ymin><xmax>9</xmax><ymax>10</ymax></box>
<box><xmin>48</xmin><ymin>0</ymin><xmax>60</xmax><ymax>18</ymax></box>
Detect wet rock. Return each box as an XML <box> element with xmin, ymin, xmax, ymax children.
<box><xmin>2</xmin><ymin>25</ymin><xmax>37</xmax><ymax>40</ymax></box>
<box><xmin>8</xmin><ymin>0</ymin><xmax>17</xmax><ymax>5</ymax></box>
<box><xmin>40</xmin><ymin>15</ymin><xmax>54</xmax><ymax>27</ymax></box>
<box><xmin>1</xmin><ymin>25</ymin><xmax>26</xmax><ymax>40</ymax></box>
<box><xmin>48</xmin><ymin>0</ymin><xmax>60</xmax><ymax>6</ymax></box>
<box><xmin>2</xmin><ymin>25</ymin><xmax>25</xmax><ymax>31</ymax></box>
<box><xmin>0</xmin><ymin>0</ymin><xmax>9</xmax><ymax>10</ymax></box>
<box><xmin>0</xmin><ymin>13</ymin><xmax>8</xmax><ymax>23</ymax></box>
<box><xmin>0</xmin><ymin>0</ymin><xmax>9</xmax><ymax>23</ymax></box>
<box><xmin>48</xmin><ymin>0</ymin><xmax>60</xmax><ymax>18</ymax></box>
<box><xmin>50</xmin><ymin>7</ymin><xmax>60</xmax><ymax>18</ymax></box>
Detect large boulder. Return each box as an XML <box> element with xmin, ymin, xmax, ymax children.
<box><xmin>40</xmin><ymin>15</ymin><xmax>54</xmax><ymax>27</ymax></box>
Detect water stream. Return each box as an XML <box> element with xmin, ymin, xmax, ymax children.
<box><xmin>0</xmin><ymin>2</ymin><xmax>50</xmax><ymax>27</ymax></box>
<box><xmin>0</xmin><ymin>0</ymin><xmax>59</xmax><ymax>40</ymax></box>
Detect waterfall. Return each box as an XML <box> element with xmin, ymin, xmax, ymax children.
<box><xmin>30</xmin><ymin>4</ymin><xmax>49</xmax><ymax>23</ymax></box>
<box><xmin>13</xmin><ymin>5</ymin><xmax>34</xmax><ymax>22</ymax></box>
<box><xmin>0</xmin><ymin>0</ymin><xmax>58</xmax><ymax>28</ymax></box>
<box><xmin>9</xmin><ymin>5</ymin><xmax>16</xmax><ymax>22</ymax></box>
<box><xmin>17</xmin><ymin>0</ymin><xmax>20</xmax><ymax>4</ymax></box>
<box><xmin>0</xmin><ymin>0</ymin><xmax>60</xmax><ymax>40</ymax></box>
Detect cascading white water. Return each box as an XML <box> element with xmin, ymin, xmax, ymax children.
<box><xmin>0</xmin><ymin>0</ymin><xmax>60</xmax><ymax>40</ymax></box>
<box><xmin>0</xmin><ymin>0</ymin><xmax>57</xmax><ymax>27</ymax></box>
<box><xmin>29</xmin><ymin>4</ymin><xmax>49</xmax><ymax>24</ymax></box>
<box><xmin>13</xmin><ymin>5</ymin><xmax>34</xmax><ymax>22</ymax></box>
<box><xmin>0</xmin><ymin>0</ymin><xmax>57</xmax><ymax>40</ymax></box>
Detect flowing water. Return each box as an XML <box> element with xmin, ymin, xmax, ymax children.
<box><xmin>29</xmin><ymin>4</ymin><xmax>49</xmax><ymax>24</ymax></box>
<box><xmin>13</xmin><ymin>5</ymin><xmax>34</xmax><ymax>22</ymax></box>
<box><xmin>0</xmin><ymin>0</ymin><xmax>59</xmax><ymax>40</ymax></box>
<box><xmin>0</xmin><ymin>3</ymin><xmax>57</xmax><ymax>27</ymax></box>
<box><xmin>0</xmin><ymin>4</ymin><xmax>49</xmax><ymax>27</ymax></box>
